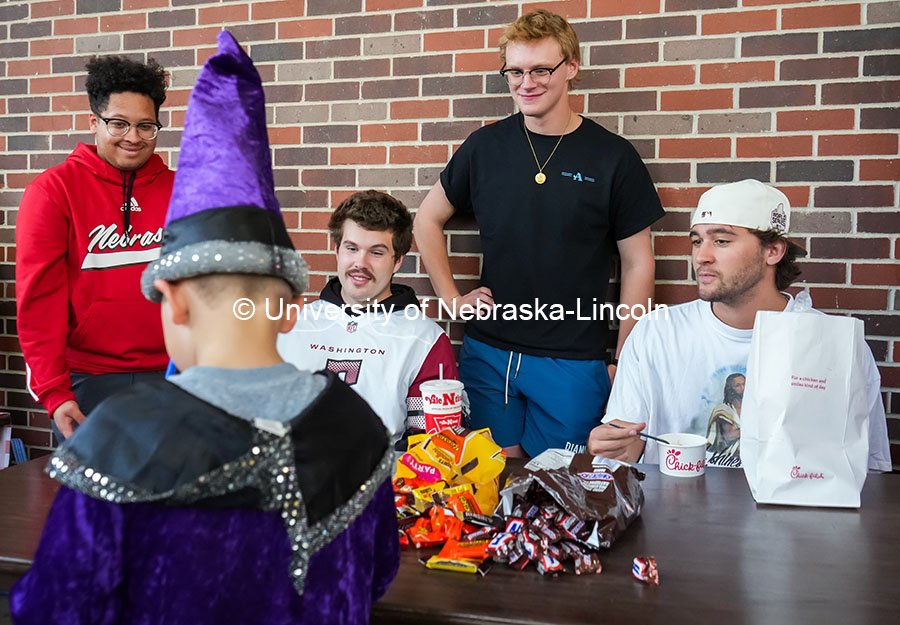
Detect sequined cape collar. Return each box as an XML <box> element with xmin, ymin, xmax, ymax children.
<box><xmin>48</xmin><ymin>373</ymin><xmax>393</xmax><ymax>595</ymax></box>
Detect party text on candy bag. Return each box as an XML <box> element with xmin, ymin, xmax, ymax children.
<box><xmin>400</xmin><ymin>454</ymin><xmax>442</xmax><ymax>482</ymax></box>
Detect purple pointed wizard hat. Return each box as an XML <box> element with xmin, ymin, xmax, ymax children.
<box><xmin>141</xmin><ymin>30</ymin><xmax>307</xmax><ymax>302</ymax></box>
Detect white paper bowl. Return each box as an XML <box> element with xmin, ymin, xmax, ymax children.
<box><xmin>657</xmin><ymin>433</ymin><xmax>707</xmax><ymax>477</ymax></box>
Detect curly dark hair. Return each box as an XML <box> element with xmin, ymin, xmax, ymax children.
<box><xmin>751</xmin><ymin>229</ymin><xmax>803</xmax><ymax>291</ymax></box>
<box><xmin>85</xmin><ymin>56</ymin><xmax>168</xmax><ymax>118</ymax></box>
<box><xmin>329</xmin><ymin>190</ymin><xmax>413</xmax><ymax>259</ymax></box>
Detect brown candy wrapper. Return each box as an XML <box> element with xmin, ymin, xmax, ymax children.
<box><xmin>575</xmin><ymin>552</ymin><xmax>603</xmax><ymax>575</ymax></box>
<box><xmin>499</xmin><ymin>450</ymin><xmax>645</xmax><ymax>550</ymax></box>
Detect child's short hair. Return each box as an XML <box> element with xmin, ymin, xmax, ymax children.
<box><xmin>184</xmin><ymin>274</ymin><xmax>292</xmax><ymax>307</ymax></box>
<box><xmin>85</xmin><ymin>56</ymin><xmax>168</xmax><ymax>117</ymax></box>
<box><xmin>329</xmin><ymin>190</ymin><xmax>413</xmax><ymax>259</ymax></box>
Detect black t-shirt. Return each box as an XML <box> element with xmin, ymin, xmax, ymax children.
<box><xmin>440</xmin><ymin>113</ymin><xmax>664</xmax><ymax>360</ymax></box>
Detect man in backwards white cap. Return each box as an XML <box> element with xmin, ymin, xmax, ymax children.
<box><xmin>587</xmin><ymin>179</ymin><xmax>891</xmax><ymax>472</ymax></box>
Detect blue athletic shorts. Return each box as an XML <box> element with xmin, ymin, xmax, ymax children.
<box><xmin>458</xmin><ymin>336</ymin><xmax>611</xmax><ymax>456</ymax></box>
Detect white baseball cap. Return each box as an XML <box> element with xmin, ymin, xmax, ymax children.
<box><xmin>691</xmin><ymin>179</ymin><xmax>806</xmax><ymax>255</ymax></box>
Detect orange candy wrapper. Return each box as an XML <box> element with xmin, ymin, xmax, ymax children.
<box><xmin>438</xmin><ymin>539</ymin><xmax>491</xmax><ymax>561</ymax></box>
<box><xmin>429</xmin><ymin>506</ymin><xmax>464</xmax><ymax>542</ymax></box>
<box><xmin>408</xmin><ymin>517</ymin><xmax>446</xmax><ymax>548</ymax></box>
<box><xmin>445</xmin><ymin>491</ymin><xmax>482</xmax><ymax>518</ymax></box>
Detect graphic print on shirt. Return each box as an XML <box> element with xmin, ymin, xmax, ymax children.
<box><xmin>693</xmin><ymin>364</ymin><xmax>747</xmax><ymax>469</ymax></box>
<box><xmin>81</xmin><ymin>220</ymin><xmax>163</xmax><ymax>270</ymax></box>
<box><xmin>325</xmin><ymin>358</ymin><xmax>363</xmax><ymax>385</ymax></box>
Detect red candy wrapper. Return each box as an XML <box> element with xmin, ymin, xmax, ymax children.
<box><xmin>632</xmin><ymin>556</ymin><xmax>659</xmax><ymax>585</ymax></box>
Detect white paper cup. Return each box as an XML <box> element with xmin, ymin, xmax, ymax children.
<box><xmin>420</xmin><ymin>379</ymin><xmax>463</xmax><ymax>434</ymax></box>
<box><xmin>657</xmin><ymin>433</ymin><xmax>707</xmax><ymax>477</ymax></box>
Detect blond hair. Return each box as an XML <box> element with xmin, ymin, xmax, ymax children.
<box><xmin>499</xmin><ymin>9</ymin><xmax>582</xmax><ymax>89</ymax></box>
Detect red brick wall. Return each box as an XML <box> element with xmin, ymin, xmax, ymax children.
<box><xmin>1</xmin><ymin>0</ymin><xmax>898</xmax><ymax>467</ymax></box>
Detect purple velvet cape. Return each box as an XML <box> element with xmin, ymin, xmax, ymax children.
<box><xmin>11</xmin><ymin>481</ymin><xmax>398</xmax><ymax>625</ymax></box>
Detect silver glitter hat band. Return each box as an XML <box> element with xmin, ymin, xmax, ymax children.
<box><xmin>141</xmin><ymin>239</ymin><xmax>308</xmax><ymax>303</ymax></box>
<box><xmin>141</xmin><ymin>205</ymin><xmax>309</xmax><ymax>302</ymax></box>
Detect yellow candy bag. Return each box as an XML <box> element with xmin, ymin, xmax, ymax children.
<box><xmin>395</xmin><ymin>427</ymin><xmax>506</xmax><ymax>515</ymax></box>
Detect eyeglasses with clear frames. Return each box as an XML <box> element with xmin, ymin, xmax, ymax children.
<box><xmin>98</xmin><ymin>116</ymin><xmax>163</xmax><ymax>140</ymax></box>
<box><xmin>499</xmin><ymin>58</ymin><xmax>567</xmax><ymax>86</ymax></box>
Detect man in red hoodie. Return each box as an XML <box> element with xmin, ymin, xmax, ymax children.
<box><xmin>16</xmin><ymin>56</ymin><xmax>174</xmax><ymax>440</ymax></box>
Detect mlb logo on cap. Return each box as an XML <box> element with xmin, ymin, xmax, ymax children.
<box><xmin>690</xmin><ymin>179</ymin><xmax>806</xmax><ymax>255</ymax></box>
<box><xmin>691</xmin><ymin>179</ymin><xmax>791</xmax><ymax>233</ymax></box>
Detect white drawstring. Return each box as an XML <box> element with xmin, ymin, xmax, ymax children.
<box><xmin>504</xmin><ymin>351</ymin><xmax>513</xmax><ymax>405</ymax></box>
<box><xmin>504</xmin><ymin>352</ymin><xmax>523</xmax><ymax>405</ymax></box>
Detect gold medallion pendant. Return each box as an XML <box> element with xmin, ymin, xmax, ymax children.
<box><xmin>524</xmin><ymin>113</ymin><xmax>574</xmax><ymax>186</ymax></box>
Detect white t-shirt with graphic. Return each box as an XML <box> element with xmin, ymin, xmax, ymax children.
<box><xmin>607</xmin><ymin>296</ymin><xmax>892</xmax><ymax>472</ymax></box>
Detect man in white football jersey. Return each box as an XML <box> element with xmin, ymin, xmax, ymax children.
<box><xmin>278</xmin><ymin>190</ymin><xmax>458</xmax><ymax>441</ymax></box>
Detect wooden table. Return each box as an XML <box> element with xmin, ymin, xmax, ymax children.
<box><xmin>2</xmin><ymin>458</ymin><xmax>899</xmax><ymax>623</ymax></box>
<box><xmin>373</xmin><ymin>465</ymin><xmax>900</xmax><ymax>625</ymax></box>
<box><xmin>0</xmin><ymin>457</ymin><xmax>57</xmax><ymax>589</ymax></box>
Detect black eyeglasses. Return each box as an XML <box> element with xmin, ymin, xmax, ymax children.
<box><xmin>98</xmin><ymin>116</ymin><xmax>163</xmax><ymax>140</ymax></box>
<box><xmin>499</xmin><ymin>59</ymin><xmax>567</xmax><ymax>86</ymax></box>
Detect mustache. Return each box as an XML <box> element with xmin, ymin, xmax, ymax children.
<box><xmin>347</xmin><ymin>269</ymin><xmax>374</xmax><ymax>280</ymax></box>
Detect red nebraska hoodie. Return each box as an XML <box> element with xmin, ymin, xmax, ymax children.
<box><xmin>15</xmin><ymin>143</ymin><xmax>174</xmax><ymax>416</ymax></box>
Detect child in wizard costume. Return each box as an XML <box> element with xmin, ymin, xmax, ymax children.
<box><xmin>11</xmin><ymin>32</ymin><xmax>399</xmax><ymax>625</ymax></box>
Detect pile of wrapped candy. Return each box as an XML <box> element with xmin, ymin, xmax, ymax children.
<box><xmin>394</xmin><ymin>440</ymin><xmax>646</xmax><ymax>577</ymax></box>
<box><xmin>393</xmin><ymin>427</ymin><xmax>507</xmax><ymax>574</ymax></box>
<box><xmin>483</xmin><ymin>496</ymin><xmax>606</xmax><ymax>575</ymax></box>
<box><xmin>488</xmin><ymin>449</ymin><xmax>645</xmax><ymax>575</ymax></box>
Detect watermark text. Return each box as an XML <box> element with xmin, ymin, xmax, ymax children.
<box><xmin>232</xmin><ymin>297</ymin><xmax>668</xmax><ymax>324</ymax></box>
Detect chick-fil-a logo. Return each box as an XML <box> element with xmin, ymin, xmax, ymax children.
<box><xmin>790</xmin><ymin>466</ymin><xmax>825</xmax><ymax>480</ymax></box>
<box><xmin>665</xmin><ymin>449</ymin><xmax>705</xmax><ymax>473</ymax></box>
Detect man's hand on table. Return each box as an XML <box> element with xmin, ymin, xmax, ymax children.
<box><xmin>587</xmin><ymin>419</ymin><xmax>646</xmax><ymax>463</ymax></box>
<box><xmin>52</xmin><ymin>400</ymin><xmax>86</xmax><ymax>439</ymax></box>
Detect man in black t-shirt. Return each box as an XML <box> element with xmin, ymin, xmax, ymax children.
<box><xmin>414</xmin><ymin>10</ymin><xmax>664</xmax><ymax>458</ymax></box>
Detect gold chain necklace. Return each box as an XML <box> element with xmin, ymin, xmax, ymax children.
<box><xmin>524</xmin><ymin>114</ymin><xmax>573</xmax><ymax>185</ymax></box>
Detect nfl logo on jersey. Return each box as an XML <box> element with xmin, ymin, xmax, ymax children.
<box><xmin>346</xmin><ymin>321</ymin><xmax>357</xmax><ymax>333</ymax></box>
